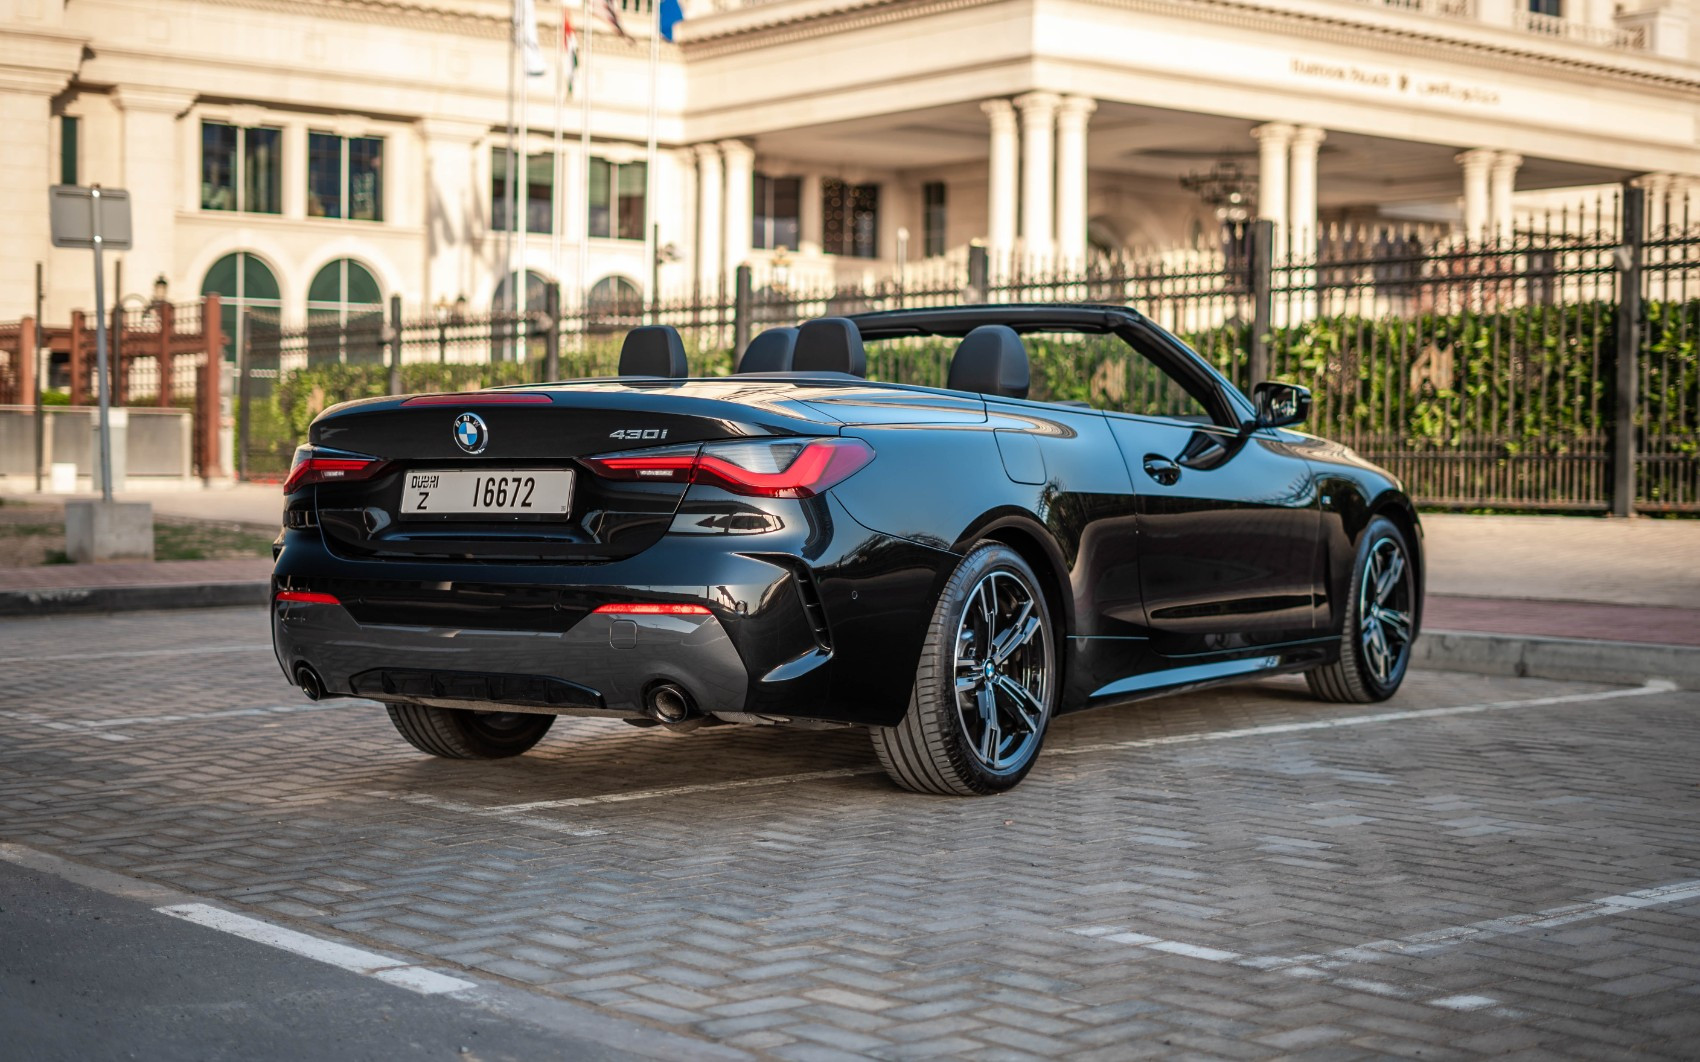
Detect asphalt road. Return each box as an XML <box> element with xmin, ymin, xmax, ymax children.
<box><xmin>3</xmin><ymin>606</ymin><xmax>1699</xmax><ymax>1059</ymax></box>
<box><xmin>0</xmin><ymin>859</ymin><xmax>630</xmax><ymax>1062</ymax></box>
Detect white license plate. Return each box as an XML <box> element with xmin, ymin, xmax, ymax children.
<box><xmin>400</xmin><ymin>470</ymin><xmax>573</xmax><ymax>516</ymax></box>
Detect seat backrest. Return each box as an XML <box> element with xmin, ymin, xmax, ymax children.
<box><xmin>793</xmin><ymin>317</ymin><xmax>868</xmax><ymax>377</ymax></box>
<box><xmin>947</xmin><ymin>324</ymin><xmax>1030</xmax><ymax>399</ymax></box>
<box><xmin>737</xmin><ymin>327</ymin><xmax>798</xmax><ymax>373</ymax></box>
<box><xmin>618</xmin><ymin>325</ymin><xmax>688</xmax><ymax>378</ymax></box>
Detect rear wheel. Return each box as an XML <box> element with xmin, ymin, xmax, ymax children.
<box><xmin>871</xmin><ymin>543</ymin><xmax>1056</xmax><ymax>796</ymax></box>
<box><xmin>385</xmin><ymin>705</ymin><xmax>555</xmax><ymax>758</ymax></box>
<box><xmin>1306</xmin><ymin>516</ymin><xmax>1417</xmax><ymax>703</ymax></box>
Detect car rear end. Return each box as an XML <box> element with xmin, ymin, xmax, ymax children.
<box><xmin>271</xmin><ymin>385</ymin><xmax>887</xmax><ymax>726</ymax></box>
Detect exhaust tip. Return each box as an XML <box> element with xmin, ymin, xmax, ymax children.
<box><xmin>647</xmin><ymin>683</ymin><xmax>693</xmax><ymax>724</ymax></box>
<box><xmin>294</xmin><ymin>664</ymin><xmax>326</xmax><ymax>702</ymax></box>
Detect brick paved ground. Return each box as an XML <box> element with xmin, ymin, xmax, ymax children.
<box><xmin>3</xmin><ymin>607</ymin><xmax>1698</xmax><ymax>1059</ymax></box>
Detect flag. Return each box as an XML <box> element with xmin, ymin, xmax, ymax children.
<box><xmin>562</xmin><ymin>15</ymin><xmax>580</xmax><ymax>96</ymax></box>
<box><xmin>659</xmin><ymin>0</ymin><xmax>683</xmax><ymax>41</ymax></box>
<box><xmin>515</xmin><ymin>0</ymin><xmax>547</xmax><ymax>76</ymax></box>
<box><xmin>598</xmin><ymin>0</ymin><xmax>630</xmax><ymax>40</ymax></box>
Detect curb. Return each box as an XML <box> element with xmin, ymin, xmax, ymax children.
<box><xmin>0</xmin><ymin>581</ymin><xmax>269</xmax><ymax>617</ymax></box>
<box><xmin>1415</xmin><ymin>630</ymin><xmax>1700</xmax><ymax>691</ymax></box>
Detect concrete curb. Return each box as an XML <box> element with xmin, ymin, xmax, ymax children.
<box><xmin>0</xmin><ymin>581</ymin><xmax>269</xmax><ymax>617</ymax></box>
<box><xmin>1416</xmin><ymin>630</ymin><xmax>1700</xmax><ymax>691</ymax></box>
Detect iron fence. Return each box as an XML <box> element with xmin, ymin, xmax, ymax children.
<box><xmin>236</xmin><ymin>188</ymin><xmax>1697</xmax><ymax>513</ymax></box>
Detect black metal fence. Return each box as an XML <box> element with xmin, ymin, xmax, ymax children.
<box><xmin>241</xmin><ymin>187</ymin><xmax>1698</xmax><ymax>514</ymax></box>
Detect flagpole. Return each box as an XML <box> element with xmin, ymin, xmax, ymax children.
<box><xmin>504</xmin><ymin>0</ymin><xmax>519</xmax><ymax>361</ymax></box>
<box><xmin>552</xmin><ymin>7</ymin><xmax>567</xmax><ymax>321</ymax></box>
<box><xmin>644</xmin><ymin>0</ymin><xmax>659</xmax><ymax>319</ymax></box>
<box><xmin>516</xmin><ymin>7</ymin><xmax>531</xmax><ymax>366</ymax></box>
<box><xmin>577</xmin><ymin>0</ymin><xmax>592</xmax><ymax>316</ymax></box>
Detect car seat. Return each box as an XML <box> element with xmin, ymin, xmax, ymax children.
<box><xmin>947</xmin><ymin>324</ymin><xmax>1030</xmax><ymax>399</ymax></box>
<box><xmin>618</xmin><ymin>325</ymin><xmax>688</xmax><ymax>377</ymax></box>
<box><xmin>736</xmin><ymin>327</ymin><xmax>799</xmax><ymax>373</ymax></box>
<box><xmin>793</xmin><ymin>318</ymin><xmax>869</xmax><ymax>377</ymax></box>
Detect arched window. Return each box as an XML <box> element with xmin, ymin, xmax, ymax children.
<box><xmin>492</xmin><ymin>270</ymin><xmax>551</xmax><ymax>313</ymax></box>
<box><xmin>201</xmin><ymin>252</ymin><xmax>281</xmax><ymax>363</ymax></box>
<box><xmin>305</xmin><ymin>258</ymin><xmax>385</xmax><ymax>365</ymax></box>
<box><xmin>490</xmin><ymin>271</ymin><xmax>553</xmax><ymax>362</ymax></box>
<box><xmin>587</xmin><ymin>275</ymin><xmax>642</xmax><ymax>332</ymax></box>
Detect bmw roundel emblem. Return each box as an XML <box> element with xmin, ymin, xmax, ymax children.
<box><xmin>453</xmin><ymin>412</ymin><xmax>488</xmax><ymax>455</ymax></box>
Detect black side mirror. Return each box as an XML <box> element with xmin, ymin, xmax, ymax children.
<box><xmin>1252</xmin><ymin>381</ymin><xmax>1311</xmax><ymax>429</ymax></box>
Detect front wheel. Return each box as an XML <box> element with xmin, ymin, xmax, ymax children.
<box><xmin>871</xmin><ymin>542</ymin><xmax>1057</xmax><ymax>796</ymax></box>
<box><xmin>385</xmin><ymin>705</ymin><xmax>555</xmax><ymax>758</ymax></box>
<box><xmin>1307</xmin><ymin>516</ymin><xmax>1418</xmax><ymax>703</ymax></box>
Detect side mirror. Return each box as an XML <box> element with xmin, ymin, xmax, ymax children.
<box><xmin>1252</xmin><ymin>381</ymin><xmax>1311</xmax><ymax>429</ymax></box>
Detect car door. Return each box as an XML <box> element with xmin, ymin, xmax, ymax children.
<box><xmin>1101</xmin><ymin>334</ymin><xmax>1321</xmax><ymax>656</ymax></box>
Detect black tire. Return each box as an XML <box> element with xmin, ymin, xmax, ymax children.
<box><xmin>385</xmin><ymin>705</ymin><xmax>555</xmax><ymax>758</ymax></box>
<box><xmin>1307</xmin><ymin>516</ymin><xmax>1417</xmax><ymax>703</ymax></box>
<box><xmin>871</xmin><ymin>542</ymin><xmax>1057</xmax><ymax>796</ymax></box>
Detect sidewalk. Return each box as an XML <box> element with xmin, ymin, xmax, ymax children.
<box><xmin>1</xmin><ymin>491</ymin><xmax>1695</xmax><ymax>685</ymax></box>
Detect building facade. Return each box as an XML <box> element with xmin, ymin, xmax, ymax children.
<box><xmin>4</xmin><ymin>0</ymin><xmax>1699</xmax><ymax>331</ymax></box>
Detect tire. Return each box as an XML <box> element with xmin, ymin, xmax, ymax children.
<box><xmin>871</xmin><ymin>542</ymin><xmax>1057</xmax><ymax>796</ymax></box>
<box><xmin>385</xmin><ymin>705</ymin><xmax>555</xmax><ymax>759</ymax></box>
<box><xmin>1306</xmin><ymin>516</ymin><xmax>1418</xmax><ymax>704</ymax></box>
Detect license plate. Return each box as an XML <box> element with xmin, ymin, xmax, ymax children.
<box><xmin>400</xmin><ymin>470</ymin><xmax>573</xmax><ymax>516</ymax></box>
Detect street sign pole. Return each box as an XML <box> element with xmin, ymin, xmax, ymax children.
<box><xmin>34</xmin><ymin>262</ymin><xmax>45</xmax><ymax>494</ymax></box>
<box><xmin>91</xmin><ymin>189</ymin><xmax>113</xmax><ymax>503</ymax></box>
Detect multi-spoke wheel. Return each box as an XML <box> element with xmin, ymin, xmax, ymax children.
<box><xmin>871</xmin><ymin>542</ymin><xmax>1056</xmax><ymax>795</ymax></box>
<box><xmin>1306</xmin><ymin>516</ymin><xmax>1418</xmax><ymax>703</ymax></box>
<box><xmin>385</xmin><ymin>704</ymin><xmax>555</xmax><ymax>758</ymax></box>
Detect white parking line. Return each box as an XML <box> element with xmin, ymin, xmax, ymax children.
<box><xmin>157</xmin><ymin>902</ymin><xmax>475</xmax><ymax>995</ymax></box>
<box><xmin>1069</xmin><ymin>875</ymin><xmax>1700</xmax><ymax>1013</ymax></box>
<box><xmin>0</xmin><ymin>645</ymin><xmax>267</xmax><ymax>666</ymax></box>
<box><xmin>372</xmin><ymin>679</ymin><xmax>1681</xmax><ymax>831</ymax></box>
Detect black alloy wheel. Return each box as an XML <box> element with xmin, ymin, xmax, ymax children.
<box><xmin>872</xmin><ymin>542</ymin><xmax>1056</xmax><ymax>795</ymax></box>
<box><xmin>1307</xmin><ymin>515</ymin><xmax>1417</xmax><ymax>703</ymax></box>
<box><xmin>385</xmin><ymin>704</ymin><xmax>556</xmax><ymax>758</ymax></box>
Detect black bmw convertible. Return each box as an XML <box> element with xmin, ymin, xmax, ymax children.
<box><xmin>272</xmin><ymin>304</ymin><xmax>1422</xmax><ymax>796</ymax></box>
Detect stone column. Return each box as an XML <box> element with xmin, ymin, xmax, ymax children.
<box><xmin>720</xmin><ymin>139</ymin><xmax>754</xmax><ymax>282</ymax></box>
<box><xmin>1054</xmin><ymin>96</ymin><xmax>1096</xmax><ymax>266</ymax></box>
<box><xmin>420</xmin><ymin>118</ymin><xmax>486</xmax><ymax>307</ymax></box>
<box><xmin>1287</xmin><ymin>125</ymin><xmax>1325</xmax><ymax>256</ymax></box>
<box><xmin>281</xmin><ymin>122</ymin><xmax>309</xmax><ymax>220</ymax></box>
<box><xmin>114</xmin><ymin>88</ymin><xmax>200</xmax><ymax>295</ymax></box>
<box><xmin>1014</xmin><ymin>92</ymin><xmax>1060</xmax><ymax>262</ymax></box>
<box><xmin>695</xmin><ymin>144</ymin><xmax>724</xmax><ymax>297</ymax></box>
<box><xmin>0</xmin><ymin>55</ymin><xmax>80</xmax><ymax>319</ymax></box>
<box><xmin>1456</xmin><ymin>149</ymin><xmax>1494</xmax><ymax>244</ymax></box>
<box><xmin>1251</xmin><ymin>123</ymin><xmax>1294</xmax><ymax>252</ymax></box>
<box><xmin>980</xmin><ymin>99</ymin><xmax>1018</xmax><ymax>263</ymax></box>
<box><xmin>1489</xmin><ymin>152</ymin><xmax>1522</xmax><ymax>243</ymax></box>
<box><xmin>799</xmin><ymin>172</ymin><xmax>824</xmax><ymax>257</ymax></box>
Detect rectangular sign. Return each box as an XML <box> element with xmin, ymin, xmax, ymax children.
<box><xmin>49</xmin><ymin>185</ymin><xmax>133</xmax><ymax>250</ymax></box>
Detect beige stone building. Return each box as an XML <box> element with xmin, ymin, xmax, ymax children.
<box><xmin>4</xmin><ymin>0</ymin><xmax>1699</xmax><ymax>333</ymax></box>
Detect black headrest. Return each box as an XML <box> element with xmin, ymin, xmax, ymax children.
<box><xmin>737</xmin><ymin>327</ymin><xmax>798</xmax><ymax>373</ymax></box>
<box><xmin>793</xmin><ymin>318</ymin><xmax>868</xmax><ymax>377</ymax></box>
<box><xmin>618</xmin><ymin>326</ymin><xmax>687</xmax><ymax>377</ymax></box>
<box><xmin>948</xmin><ymin>325</ymin><xmax>1030</xmax><ymax>399</ymax></box>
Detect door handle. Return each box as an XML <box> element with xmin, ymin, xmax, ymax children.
<box><xmin>1142</xmin><ymin>454</ymin><xmax>1181</xmax><ymax>486</ymax></box>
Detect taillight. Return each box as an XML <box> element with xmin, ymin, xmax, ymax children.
<box><xmin>282</xmin><ymin>446</ymin><xmax>387</xmax><ymax>494</ymax></box>
<box><xmin>582</xmin><ymin>438</ymin><xmax>874</xmax><ymax>499</ymax></box>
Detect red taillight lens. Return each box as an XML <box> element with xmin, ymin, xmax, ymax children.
<box><xmin>276</xmin><ymin>591</ymin><xmax>340</xmax><ymax>605</ymax></box>
<box><xmin>400</xmin><ymin>393</ymin><xmax>553</xmax><ymax>406</ymax></box>
<box><xmin>282</xmin><ymin>447</ymin><xmax>386</xmax><ymax>494</ymax></box>
<box><xmin>582</xmin><ymin>438</ymin><xmax>874</xmax><ymax>499</ymax></box>
<box><xmin>591</xmin><ymin>603</ymin><xmax>711</xmax><ymax>615</ymax></box>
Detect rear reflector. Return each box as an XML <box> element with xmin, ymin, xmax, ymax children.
<box><xmin>583</xmin><ymin>437</ymin><xmax>875</xmax><ymax>499</ymax></box>
<box><xmin>401</xmin><ymin>393</ymin><xmax>552</xmax><ymax>406</ymax></box>
<box><xmin>276</xmin><ymin>591</ymin><xmax>340</xmax><ymax>605</ymax></box>
<box><xmin>591</xmin><ymin>603</ymin><xmax>711</xmax><ymax>615</ymax></box>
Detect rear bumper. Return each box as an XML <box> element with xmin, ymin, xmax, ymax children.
<box><xmin>274</xmin><ymin>600</ymin><xmax>747</xmax><ymax>719</ymax></box>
